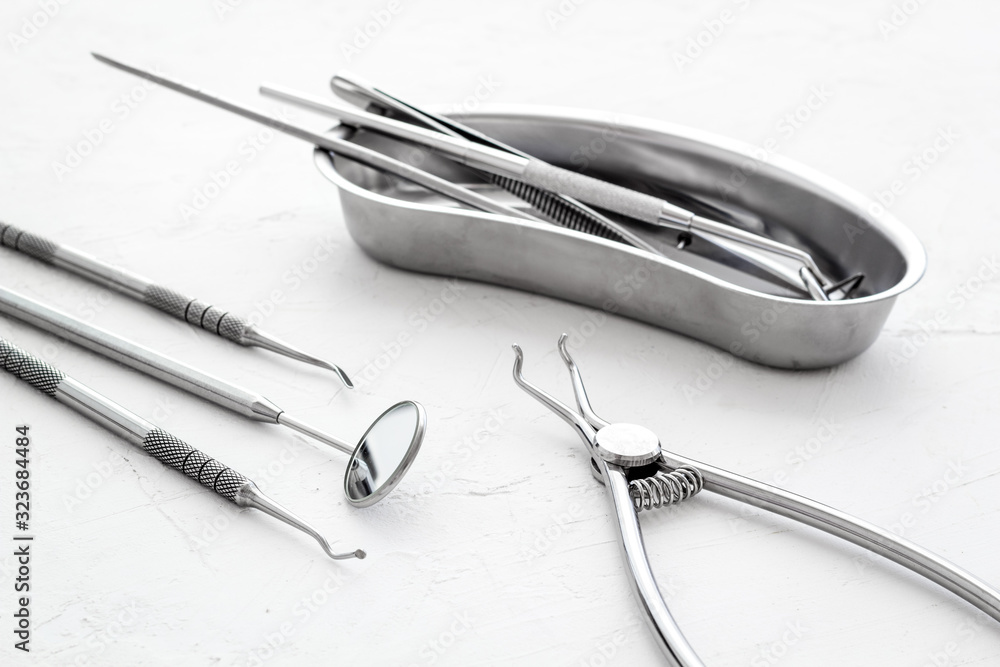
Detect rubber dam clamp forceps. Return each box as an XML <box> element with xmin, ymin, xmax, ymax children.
<box><xmin>0</xmin><ymin>337</ymin><xmax>364</xmax><ymax>561</ymax></box>
<box><xmin>512</xmin><ymin>336</ymin><xmax>1000</xmax><ymax>666</ymax></box>
<box><xmin>0</xmin><ymin>220</ymin><xmax>353</xmax><ymax>388</ymax></box>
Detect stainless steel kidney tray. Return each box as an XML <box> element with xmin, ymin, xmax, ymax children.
<box><xmin>314</xmin><ymin>105</ymin><xmax>925</xmax><ymax>370</ymax></box>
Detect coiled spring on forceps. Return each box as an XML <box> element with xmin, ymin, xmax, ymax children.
<box><xmin>629</xmin><ymin>463</ymin><xmax>704</xmax><ymax>513</ymax></box>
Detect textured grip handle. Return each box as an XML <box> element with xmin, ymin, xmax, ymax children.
<box><xmin>140</xmin><ymin>428</ymin><xmax>249</xmax><ymax>502</ymax></box>
<box><xmin>521</xmin><ymin>161</ymin><xmax>666</xmax><ymax>225</ymax></box>
<box><xmin>0</xmin><ymin>337</ymin><xmax>66</xmax><ymax>396</ymax></box>
<box><xmin>0</xmin><ymin>221</ymin><xmax>59</xmax><ymax>262</ymax></box>
<box><xmin>143</xmin><ymin>285</ymin><xmax>249</xmax><ymax>343</ymax></box>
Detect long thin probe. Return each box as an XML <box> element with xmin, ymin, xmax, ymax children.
<box><xmin>0</xmin><ymin>221</ymin><xmax>354</xmax><ymax>387</ymax></box>
<box><xmin>0</xmin><ymin>336</ymin><xmax>364</xmax><ymax>560</ymax></box>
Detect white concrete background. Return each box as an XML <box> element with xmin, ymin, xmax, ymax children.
<box><xmin>1</xmin><ymin>1</ymin><xmax>999</xmax><ymax>665</ymax></box>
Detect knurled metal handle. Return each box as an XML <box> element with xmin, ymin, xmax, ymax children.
<box><xmin>140</xmin><ymin>428</ymin><xmax>249</xmax><ymax>502</ymax></box>
<box><xmin>142</xmin><ymin>285</ymin><xmax>249</xmax><ymax>343</ymax></box>
<box><xmin>0</xmin><ymin>221</ymin><xmax>59</xmax><ymax>262</ymax></box>
<box><xmin>0</xmin><ymin>221</ymin><xmax>251</xmax><ymax>345</ymax></box>
<box><xmin>0</xmin><ymin>337</ymin><xmax>66</xmax><ymax>396</ymax></box>
<box><xmin>1</xmin><ymin>336</ymin><xmax>250</xmax><ymax>503</ymax></box>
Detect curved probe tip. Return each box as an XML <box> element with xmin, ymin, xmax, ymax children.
<box><xmin>328</xmin><ymin>363</ymin><xmax>355</xmax><ymax>389</ymax></box>
<box><xmin>322</xmin><ymin>542</ymin><xmax>367</xmax><ymax>561</ymax></box>
<box><xmin>511</xmin><ymin>344</ymin><xmax>524</xmax><ymax>375</ymax></box>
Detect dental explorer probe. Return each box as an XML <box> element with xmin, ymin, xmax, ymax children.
<box><xmin>88</xmin><ymin>52</ymin><xmax>834</xmax><ymax>301</ymax></box>
<box><xmin>0</xmin><ymin>286</ymin><xmax>425</xmax><ymax>506</ymax></box>
<box><xmin>0</xmin><ymin>221</ymin><xmax>353</xmax><ymax>388</ymax></box>
<box><xmin>0</xmin><ymin>336</ymin><xmax>364</xmax><ymax>560</ymax></box>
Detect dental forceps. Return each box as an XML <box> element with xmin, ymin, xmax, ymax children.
<box><xmin>512</xmin><ymin>335</ymin><xmax>1000</xmax><ymax>666</ymax></box>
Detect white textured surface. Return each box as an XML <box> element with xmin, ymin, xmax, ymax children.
<box><xmin>1</xmin><ymin>1</ymin><xmax>1000</xmax><ymax>665</ymax></box>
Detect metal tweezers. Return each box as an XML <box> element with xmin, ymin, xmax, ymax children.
<box><xmin>512</xmin><ymin>335</ymin><xmax>1000</xmax><ymax>666</ymax></box>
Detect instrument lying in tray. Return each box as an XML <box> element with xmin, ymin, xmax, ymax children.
<box><xmin>308</xmin><ymin>85</ymin><xmax>924</xmax><ymax>369</ymax></box>
<box><xmin>93</xmin><ymin>53</ymin><xmax>925</xmax><ymax>369</ymax></box>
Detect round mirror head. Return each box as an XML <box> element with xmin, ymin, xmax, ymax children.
<box><xmin>344</xmin><ymin>400</ymin><xmax>426</xmax><ymax>507</ymax></box>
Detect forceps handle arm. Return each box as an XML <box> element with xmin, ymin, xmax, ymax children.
<box><xmin>602</xmin><ymin>460</ymin><xmax>706</xmax><ymax>667</ymax></box>
<box><xmin>662</xmin><ymin>452</ymin><xmax>1000</xmax><ymax>622</ymax></box>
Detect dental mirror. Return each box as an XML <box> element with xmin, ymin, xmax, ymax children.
<box><xmin>344</xmin><ymin>400</ymin><xmax>426</xmax><ymax>507</ymax></box>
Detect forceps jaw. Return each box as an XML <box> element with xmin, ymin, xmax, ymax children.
<box><xmin>555</xmin><ymin>334</ymin><xmax>663</xmax><ymax>468</ymax></box>
<box><xmin>511</xmin><ymin>344</ymin><xmax>597</xmax><ymax>451</ymax></box>
<box><xmin>556</xmin><ymin>333</ymin><xmax>610</xmax><ymax>431</ymax></box>
<box><xmin>513</xmin><ymin>340</ymin><xmax>703</xmax><ymax>666</ymax></box>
